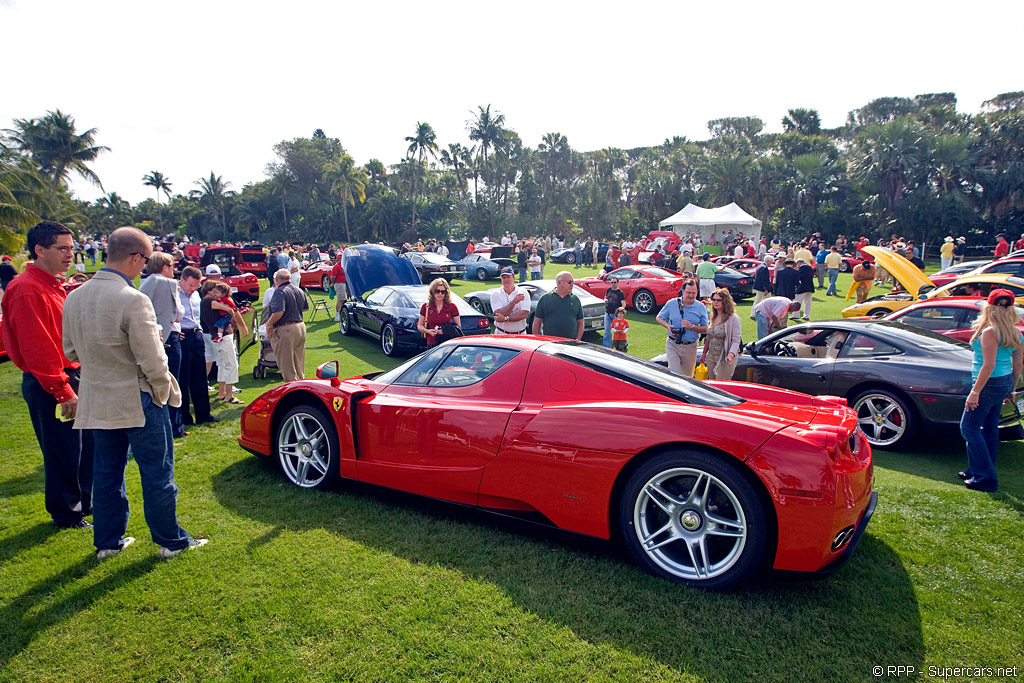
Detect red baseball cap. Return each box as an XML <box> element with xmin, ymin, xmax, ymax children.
<box><xmin>987</xmin><ymin>288</ymin><xmax>1015</xmax><ymax>306</ymax></box>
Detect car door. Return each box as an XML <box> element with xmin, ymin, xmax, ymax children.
<box><xmin>738</xmin><ymin>327</ymin><xmax>845</xmax><ymax>395</ymax></box>
<box><xmin>893</xmin><ymin>304</ymin><xmax>969</xmax><ymax>338</ymax></box>
<box><xmin>359</xmin><ymin>287</ymin><xmax>394</xmax><ymax>336</ymax></box>
<box><xmin>353</xmin><ymin>344</ymin><xmax>525</xmax><ymax>504</ymax></box>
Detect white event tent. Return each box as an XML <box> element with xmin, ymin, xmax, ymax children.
<box><xmin>659</xmin><ymin>202</ymin><xmax>762</xmax><ymax>245</ymax></box>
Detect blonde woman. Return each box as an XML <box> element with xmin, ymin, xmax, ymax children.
<box><xmin>416</xmin><ymin>278</ymin><xmax>460</xmax><ymax>347</ymax></box>
<box><xmin>959</xmin><ymin>289</ymin><xmax>1023</xmax><ymax>492</ymax></box>
<box><xmin>700</xmin><ymin>288</ymin><xmax>742</xmax><ymax>380</ymax></box>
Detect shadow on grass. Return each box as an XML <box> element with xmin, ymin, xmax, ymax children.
<box><xmin>0</xmin><ymin>464</ymin><xmax>43</xmax><ymax>499</ymax></box>
<box><xmin>0</xmin><ymin>523</ymin><xmax>59</xmax><ymax>567</ymax></box>
<box><xmin>0</xmin><ymin>554</ymin><xmax>160</xmax><ymax>670</ymax></box>
<box><xmin>212</xmin><ymin>457</ymin><xmax>924</xmax><ymax>681</ymax></box>
<box><xmin>874</xmin><ymin>437</ymin><xmax>1023</xmax><ymax>501</ymax></box>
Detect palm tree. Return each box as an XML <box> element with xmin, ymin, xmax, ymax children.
<box><xmin>99</xmin><ymin>192</ymin><xmax>133</xmax><ymax>228</ymax></box>
<box><xmin>190</xmin><ymin>172</ymin><xmax>235</xmax><ymax>239</ymax></box>
<box><xmin>323</xmin><ymin>154</ymin><xmax>368</xmax><ymax>243</ymax></box>
<box><xmin>142</xmin><ymin>171</ymin><xmax>172</xmax><ymax>204</ymax></box>
<box><xmin>405</xmin><ymin>122</ymin><xmax>439</xmax><ymax>231</ymax></box>
<box><xmin>467</xmin><ymin>105</ymin><xmax>506</xmax><ymax>230</ymax></box>
<box><xmin>5</xmin><ymin>110</ymin><xmax>109</xmax><ymax>199</ymax></box>
<box><xmin>269</xmin><ymin>169</ymin><xmax>295</xmax><ymax>231</ymax></box>
<box><xmin>850</xmin><ymin>118</ymin><xmax>925</xmax><ymax>221</ymax></box>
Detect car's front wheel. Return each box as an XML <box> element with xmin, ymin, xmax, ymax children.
<box><xmin>633</xmin><ymin>289</ymin><xmax>656</xmax><ymax>314</ymax></box>
<box><xmin>564</xmin><ymin>252</ymin><xmax>576</xmax><ymax>264</ymax></box>
<box><xmin>476</xmin><ymin>268</ymin><xmax>488</xmax><ymax>281</ymax></box>
<box><xmin>618</xmin><ymin>450</ymin><xmax>768</xmax><ymax>591</ymax></box>
<box><xmin>339</xmin><ymin>308</ymin><xmax>352</xmax><ymax>335</ymax></box>
<box><xmin>840</xmin><ymin>261</ymin><xmax>850</xmax><ymax>273</ymax></box>
<box><xmin>275</xmin><ymin>404</ymin><xmax>339</xmax><ymax>490</ymax></box>
<box><xmin>852</xmin><ymin>388</ymin><xmax>915</xmax><ymax>449</ymax></box>
<box><xmin>381</xmin><ymin>323</ymin><xmax>398</xmax><ymax>357</ymax></box>
<box><xmin>321</xmin><ymin>275</ymin><xmax>331</xmax><ymax>290</ymax></box>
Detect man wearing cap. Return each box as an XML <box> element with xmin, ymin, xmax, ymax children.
<box><xmin>330</xmin><ymin>256</ymin><xmax>347</xmax><ymax>322</ymax></box>
<box><xmin>852</xmin><ymin>260</ymin><xmax>876</xmax><ymax>304</ymax></box>
<box><xmin>533</xmin><ymin>271</ymin><xmax>584</xmax><ymax>340</ymax></box>
<box><xmin>490</xmin><ymin>267</ymin><xmax>530</xmax><ymax>335</ymax></box>
<box><xmin>2</xmin><ymin>221</ymin><xmax>94</xmax><ymax>529</ymax></box>
<box><xmin>993</xmin><ymin>234</ymin><xmax>1009</xmax><ymax>259</ymax></box>
<box><xmin>694</xmin><ymin>253</ymin><xmax>717</xmax><ymax>300</ymax></box>
<box><xmin>657</xmin><ymin>279</ymin><xmax>708</xmax><ymax>376</ymax></box>
<box><xmin>601</xmin><ymin>275</ymin><xmax>626</xmax><ymax>348</ymax></box>
<box><xmin>954</xmin><ymin>236</ymin><xmax>967</xmax><ymax>264</ymax></box>
<box><xmin>940</xmin><ymin>236</ymin><xmax>955</xmax><ymax>270</ymax></box>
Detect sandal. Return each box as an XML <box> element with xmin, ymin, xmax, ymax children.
<box><xmin>224</xmin><ymin>397</ymin><xmax>244</xmax><ymax>405</ymax></box>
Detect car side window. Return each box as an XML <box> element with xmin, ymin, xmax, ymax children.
<box><xmin>426</xmin><ymin>347</ymin><xmax>520</xmax><ymax>387</ymax></box>
<box><xmin>840</xmin><ymin>333</ymin><xmax>902</xmax><ymax>358</ymax></box>
<box><xmin>391</xmin><ymin>346</ymin><xmax>452</xmax><ymax>386</ymax></box>
<box><xmin>899</xmin><ymin>306</ymin><xmax>960</xmax><ymax>332</ymax></box>
<box><xmin>365</xmin><ymin>288</ymin><xmax>391</xmax><ymax>306</ymax></box>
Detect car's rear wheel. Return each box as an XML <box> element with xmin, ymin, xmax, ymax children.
<box><xmin>275</xmin><ymin>404</ymin><xmax>339</xmax><ymax>490</ymax></box>
<box><xmin>852</xmin><ymin>388</ymin><xmax>916</xmax><ymax>450</ymax></box>
<box><xmin>321</xmin><ymin>274</ymin><xmax>331</xmax><ymax>290</ymax></box>
<box><xmin>618</xmin><ymin>450</ymin><xmax>768</xmax><ymax>591</ymax></box>
<box><xmin>339</xmin><ymin>308</ymin><xmax>352</xmax><ymax>335</ymax></box>
<box><xmin>564</xmin><ymin>252</ymin><xmax>576</xmax><ymax>264</ymax></box>
<box><xmin>840</xmin><ymin>261</ymin><xmax>850</xmax><ymax>273</ymax></box>
<box><xmin>633</xmin><ymin>289</ymin><xmax>656</xmax><ymax>314</ymax></box>
<box><xmin>476</xmin><ymin>268</ymin><xmax>487</xmax><ymax>281</ymax></box>
<box><xmin>381</xmin><ymin>323</ymin><xmax>398</xmax><ymax>356</ymax></box>
<box><xmin>468</xmin><ymin>298</ymin><xmax>485</xmax><ymax>313</ymax></box>
<box><xmin>868</xmin><ymin>308</ymin><xmax>890</xmax><ymax>318</ymax></box>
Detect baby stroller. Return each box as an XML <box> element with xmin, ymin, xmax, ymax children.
<box><xmin>252</xmin><ymin>306</ymin><xmax>279</xmax><ymax>379</ymax></box>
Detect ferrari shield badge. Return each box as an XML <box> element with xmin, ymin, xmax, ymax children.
<box><xmin>332</xmin><ymin>397</ymin><xmax>343</xmax><ymax>412</ymax></box>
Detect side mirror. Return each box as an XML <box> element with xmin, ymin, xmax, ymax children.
<box><xmin>744</xmin><ymin>341</ymin><xmax>758</xmax><ymax>357</ymax></box>
<box><xmin>316</xmin><ymin>360</ymin><xmax>341</xmax><ymax>387</ymax></box>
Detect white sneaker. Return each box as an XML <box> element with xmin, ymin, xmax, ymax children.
<box><xmin>97</xmin><ymin>537</ymin><xmax>135</xmax><ymax>560</ymax></box>
<box><xmin>334</xmin><ymin>313</ymin><xmax>341</xmax><ymax>322</ymax></box>
<box><xmin>207</xmin><ymin>385</ymin><xmax>215</xmax><ymax>393</ymax></box>
<box><xmin>232</xmin><ymin>387</ymin><xmax>241</xmax><ymax>394</ymax></box>
<box><xmin>159</xmin><ymin>538</ymin><xmax>209</xmax><ymax>559</ymax></box>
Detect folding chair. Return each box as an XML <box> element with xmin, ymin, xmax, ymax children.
<box><xmin>303</xmin><ymin>287</ymin><xmax>330</xmax><ymax>321</ymax></box>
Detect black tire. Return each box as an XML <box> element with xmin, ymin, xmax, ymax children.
<box><xmin>867</xmin><ymin>308</ymin><xmax>890</xmax><ymax>318</ymax></box>
<box><xmin>381</xmin><ymin>323</ymin><xmax>398</xmax><ymax>357</ymax></box>
<box><xmin>468</xmin><ymin>297</ymin><xmax>485</xmax><ymax>313</ymax></box>
<box><xmin>633</xmin><ymin>289</ymin><xmax>656</xmax><ymax>315</ymax></box>
<box><xmin>840</xmin><ymin>261</ymin><xmax>850</xmax><ymax>273</ymax></box>
<box><xmin>321</xmin><ymin>274</ymin><xmax>331</xmax><ymax>291</ymax></box>
<box><xmin>260</xmin><ymin>366</ymin><xmax>267</xmax><ymax>379</ymax></box>
<box><xmin>274</xmin><ymin>404</ymin><xmax>339</xmax><ymax>490</ymax></box>
<box><xmin>476</xmin><ymin>268</ymin><xmax>488</xmax><ymax>281</ymax></box>
<box><xmin>564</xmin><ymin>252</ymin><xmax>576</xmax><ymax>264</ymax></box>
<box><xmin>851</xmin><ymin>388</ymin><xmax>916</xmax><ymax>450</ymax></box>
<box><xmin>617</xmin><ymin>450</ymin><xmax>769</xmax><ymax>591</ymax></box>
<box><xmin>339</xmin><ymin>308</ymin><xmax>353</xmax><ymax>335</ymax></box>
<box><xmin>252</xmin><ymin>365</ymin><xmax>259</xmax><ymax>380</ymax></box>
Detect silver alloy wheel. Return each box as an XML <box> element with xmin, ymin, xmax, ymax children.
<box><xmin>339</xmin><ymin>309</ymin><xmax>351</xmax><ymax>334</ymax></box>
<box><xmin>632</xmin><ymin>467</ymin><xmax>748</xmax><ymax>581</ymax></box>
<box><xmin>277</xmin><ymin>411</ymin><xmax>330</xmax><ymax>488</ymax></box>
<box><xmin>476</xmin><ymin>268</ymin><xmax>487</xmax><ymax>280</ymax></box>
<box><xmin>381</xmin><ymin>324</ymin><xmax>396</xmax><ymax>356</ymax></box>
<box><xmin>469</xmin><ymin>298</ymin><xmax>485</xmax><ymax>313</ymax></box>
<box><xmin>840</xmin><ymin>261</ymin><xmax>850</xmax><ymax>272</ymax></box>
<box><xmin>321</xmin><ymin>274</ymin><xmax>331</xmax><ymax>290</ymax></box>
<box><xmin>633</xmin><ymin>290</ymin><xmax>655</xmax><ymax>314</ymax></box>
<box><xmin>853</xmin><ymin>392</ymin><xmax>908</xmax><ymax>447</ymax></box>
<box><xmin>565</xmin><ymin>252</ymin><xmax>575</xmax><ymax>264</ymax></box>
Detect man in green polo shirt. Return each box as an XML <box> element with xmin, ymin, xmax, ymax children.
<box><xmin>532</xmin><ymin>270</ymin><xmax>584</xmax><ymax>340</ymax></box>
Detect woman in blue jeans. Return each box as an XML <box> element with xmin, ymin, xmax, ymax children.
<box><xmin>959</xmin><ymin>288</ymin><xmax>1023</xmax><ymax>492</ymax></box>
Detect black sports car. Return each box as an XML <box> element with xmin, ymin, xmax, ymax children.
<box><xmin>733</xmin><ymin>320</ymin><xmax>1023</xmax><ymax>450</ymax></box>
<box><xmin>339</xmin><ymin>245</ymin><xmax>491</xmax><ymax>356</ymax></box>
<box><xmin>550</xmin><ymin>242</ymin><xmax>610</xmax><ymax>264</ymax></box>
<box><xmin>402</xmin><ymin>252</ymin><xmax>465</xmax><ymax>283</ymax></box>
<box><xmin>712</xmin><ymin>266</ymin><xmax>755</xmax><ymax>300</ymax></box>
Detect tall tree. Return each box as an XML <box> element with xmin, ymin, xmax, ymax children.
<box><xmin>323</xmin><ymin>154</ymin><xmax>368</xmax><ymax>243</ymax></box>
<box><xmin>404</xmin><ymin>122</ymin><xmax>438</xmax><ymax>231</ymax></box>
<box><xmin>467</xmin><ymin>104</ymin><xmax>506</xmax><ymax>232</ymax></box>
<box><xmin>190</xmin><ymin>172</ymin><xmax>234</xmax><ymax>239</ymax></box>
<box><xmin>142</xmin><ymin>171</ymin><xmax>172</xmax><ymax>203</ymax></box>
<box><xmin>5</xmin><ymin>109</ymin><xmax>109</xmax><ymax>199</ymax></box>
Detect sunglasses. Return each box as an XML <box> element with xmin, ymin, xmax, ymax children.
<box><xmin>711</xmin><ymin>297</ymin><xmax>722</xmax><ymax>302</ymax></box>
<box><xmin>131</xmin><ymin>252</ymin><xmax>150</xmax><ymax>265</ymax></box>
<box><xmin>434</xmin><ymin>288</ymin><xmax>448</xmax><ymax>293</ymax></box>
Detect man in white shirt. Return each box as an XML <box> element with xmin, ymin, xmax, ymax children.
<box><xmin>489</xmin><ymin>267</ymin><xmax>530</xmax><ymax>334</ymax></box>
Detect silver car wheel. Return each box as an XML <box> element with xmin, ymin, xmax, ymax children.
<box><xmin>633</xmin><ymin>289</ymin><xmax>655</xmax><ymax>314</ymax></box>
<box><xmin>381</xmin><ymin>324</ymin><xmax>396</xmax><ymax>356</ymax></box>
<box><xmin>632</xmin><ymin>467</ymin><xmax>748</xmax><ymax>582</ymax></box>
<box><xmin>278</xmin><ymin>411</ymin><xmax>331</xmax><ymax>488</ymax></box>
<box><xmin>853</xmin><ymin>391</ymin><xmax>909</xmax><ymax>448</ymax></box>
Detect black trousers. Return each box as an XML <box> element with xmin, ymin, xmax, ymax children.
<box><xmin>164</xmin><ymin>333</ymin><xmax>183</xmax><ymax>437</ymax></box>
<box><xmin>22</xmin><ymin>370</ymin><xmax>94</xmax><ymax>526</ymax></box>
<box><xmin>178</xmin><ymin>330</ymin><xmax>212</xmax><ymax>425</ymax></box>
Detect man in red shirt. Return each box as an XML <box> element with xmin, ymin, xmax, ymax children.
<box><xmin>330</xmin><ymin>257</ymin><xmax>347</xmax><ymax>322</ymax></box>
<box><xmin>994</xmin><ymin>234</ymin><xmax>1009</xmax><ymax>259</ymax></box>
<box><xmin>0</xmin><ymin>221</ymin><xmax>93</xmax><ymax>528</ymax></box>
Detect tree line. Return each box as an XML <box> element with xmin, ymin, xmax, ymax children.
<box><xmin>2</xmin><ymin>92</ymin><xmax>1023</xmax><ymax>255</ymax></box>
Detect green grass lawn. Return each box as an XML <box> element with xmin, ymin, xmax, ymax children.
<box><xmin>1</xmin><ymin>260</ymin><xmax>1022</xmax><ymax>681</ymax></box>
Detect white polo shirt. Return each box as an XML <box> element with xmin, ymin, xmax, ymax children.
<box><xmin>489</xmin><ymin>285</ymin><xmax>530</xmax><ymax>334</ymax></box>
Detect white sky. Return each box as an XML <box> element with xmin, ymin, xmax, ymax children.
<box><xmin>3</xmin><ymin>0</ymin><xmax>1022</xmax><ymax>206</ymax></box>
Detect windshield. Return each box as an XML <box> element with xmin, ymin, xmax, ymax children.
<box><xmin>416</xmin><ymin>253</ymin><xmax>450</xmax><ymax>264</ymax></box>
<box><xmin>648</xmin><ymin>237</ymin><xmax>670</xmax><ymax>250</ymax></box>
<box><xmin>641</xmin><ymin>267</ymin><xmax>678</xmax><ymax>279</ymax></box>
<box><xmin>539</xmin><ymin>342</ymin><xmax>742</xmax><ymax>407</ymax></box>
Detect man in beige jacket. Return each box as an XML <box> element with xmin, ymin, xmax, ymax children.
<box><xmin>63</xmin><ymin>227</ymin><xmax>208</xmax><ymax>560</ymax></box>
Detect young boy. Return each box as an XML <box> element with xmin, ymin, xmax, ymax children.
<box><xmin>210</xmin><ymin>285</ymin><xmax>236</xmax><ymax>342</ymax></box>
<box><xmin>610</xmin><ymin>307</ymin><xmax>629</xmax><ymax>352</ymax></box>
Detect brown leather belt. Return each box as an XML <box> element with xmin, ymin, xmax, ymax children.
<box><xmin>494</xmin><ymin>326</ymin><xmax>525</xmax><ymax>334</ymax></box>
<box><xmin>275</xmin><ymin>321</ymin><xmax>301</xmax><ymax>328</ymax></box>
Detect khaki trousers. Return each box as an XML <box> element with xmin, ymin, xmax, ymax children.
<box><xmin>665</xmin><ymin>338</ymin><xmax>698</xmax><ymax>377</ymax></box>
<box><xmin>271</xmin><ymin>322</ymin><xmax>307</xmax><ymax>382</ymax></box>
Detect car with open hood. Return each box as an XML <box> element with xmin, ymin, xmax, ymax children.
<box><xmin>841</xmin><ymin>246</ymin><xmax>1024</xmax><ymax>318</ymax></box>
<box><xmin>238</xmin><ymin>337</ymin><xmax>876</xmax><ymax>591</ymax></box>
<box><xmin>338</xmin><ymin>244</ymin><xmax>491</xmax><ymax>356</ymax></box>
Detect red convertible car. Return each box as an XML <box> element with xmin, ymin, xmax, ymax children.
<box><xmin>575</xmin><ymin>265</ymin><xmax>684</xmax><ymax>314</ymax></box>
<box><xmin>238</xmin><ymin>337</ymin><xmax>876</xmax><ymax>590</ymax></box>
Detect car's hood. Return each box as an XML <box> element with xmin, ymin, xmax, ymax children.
<box><xmin>342</xmin><ymin>244</ymin><xmax>420</xmax><ymax>299</ymax></box>
<box><xmin>863</xmin><ymin>246</ymin><xmax>934</xmax><ymax>297</ymax></box>
<box><xmin>489</xmin><ymin>246</ymin><xmax>513</xmax><ymax>259</ymax></box>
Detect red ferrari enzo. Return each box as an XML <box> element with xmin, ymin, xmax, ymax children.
<box><xmin>238</xmin><ymin>337</ymin><xmax>876</xmax><ymax>590</ymax></box>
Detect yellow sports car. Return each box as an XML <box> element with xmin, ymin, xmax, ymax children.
<box><xmin>841</xmin><ymin>246</ymin><xmax>1024</xmax><ymax>317</ymax></box>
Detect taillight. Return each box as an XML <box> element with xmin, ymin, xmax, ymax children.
<box><xmin>477</xmin><ymin>318</ymin><xmax>489</xmax><ymax>329</ymax></box>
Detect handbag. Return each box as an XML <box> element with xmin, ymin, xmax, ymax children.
<box><xmin>437</xmin><ymin>323</ymin><xmax>464</xmax><ymax>342</ymax></box>
<box><xmin>694</xmin><ymin>363</ymin><xmax>709</xmax><ymax>380</ymax></box>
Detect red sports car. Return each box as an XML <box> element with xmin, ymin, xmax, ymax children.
<box><xmin>298</xmin><ymin>259</ymin><xmax>337</xmax><ymax>290</ymax></box>
<box><xmin>576</xmin><ymin>265</ymin><xmax>684</xmax><ymax>314</ymax></box>
<box><xmin>879</xmin><ymin>297</ymin><xmax>1024</xmax><ymax>342</ymax></box>
<box><xmin>238</xmin><ymin>337</ymin><xmax>876</xmax><ymax>590</ymax></box>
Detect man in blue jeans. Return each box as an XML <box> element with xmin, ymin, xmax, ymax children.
<box><xmin>63</xmin><ymin>227</ymin><xmax>208</xmax><ymax>560</ymax></box>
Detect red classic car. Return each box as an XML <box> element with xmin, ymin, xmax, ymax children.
<box><xmin>238</xmin><ymin>337</ymin><xmax>876</xmax><ymax>590</ymax></box>
<box><xmin>575</xmin><ymin>265</ymin><xmax>684</xmax><ymax>314</ymax></box>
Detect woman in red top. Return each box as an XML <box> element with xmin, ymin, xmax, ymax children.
<box><xmin>417</xmin><ymin>278</ymin><xmax>461</xmax><ymax>346</ymax></box>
